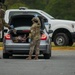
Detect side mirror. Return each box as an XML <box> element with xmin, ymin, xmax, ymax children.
<box><xmin>47</xmin><ymin>24</ymin><xmax>53</xmax><ymax>34</ymax></box>
<box><xmin>44</xmin><ymin>22</ymin><xmax>53</xmax><ymax>34</ymax></box>
<box><xmin>43</xmin><ymin>18</ymin><xmax>48</xmax><ymax>22</ymax></box>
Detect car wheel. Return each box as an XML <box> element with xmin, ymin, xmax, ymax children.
<box><xmin>43</xmin><ymin>53</ymin><xmax>50</xmax><ymax>59</ymax></box>
<box><xmin>54</xmin><ymin>33</ymin><xmax>69</xmax><ymax>46</ymax></box>
<box><xmin>3</xmin><ymin>53</ymin><xmax>10</xmax><ymax>59</ymax></box>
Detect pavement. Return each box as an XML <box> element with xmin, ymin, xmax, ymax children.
<box><xmin>0</xmin><ymin>50</ymin><xmax>75</xmax><ymax>75</ymax></box>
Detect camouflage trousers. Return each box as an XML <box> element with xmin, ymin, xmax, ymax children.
<box><xmin>29</xmin><ymin>39</ymin><xmax>40</xmax><ymax>55</ymax></box>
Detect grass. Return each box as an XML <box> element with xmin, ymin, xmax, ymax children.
<box><xmin>0</xmin><ymin>42</ymin><xmax>3</xmax><ymax>47</ymax></box>
<box><xmin>51</xmin><ymin>42</ymin><xmax>75</xmax><ymax>50</ymax></box>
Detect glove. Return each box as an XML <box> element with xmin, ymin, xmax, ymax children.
<box><xmin>29</xmin><ymin>33</ymin><xmax>31</xmax><ymax>38</ymax></box>
<box><xmin>10</xmin><ymin>25</ymin><xmax>14</xmax><ymax>29</ymax></box>
<box><xmin>9</xmin><ymin>25</ymin><xmax>14</xmax><ymax>29</ymax></box>
<box><xmin>12</xmin><ymin>29</ymin><xmax>17</xmax><ymax>34</ymax></box>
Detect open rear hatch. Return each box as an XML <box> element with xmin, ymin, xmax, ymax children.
<box><xmin>9</xmin><ymin>14</ymin><xmax>44</xmax><ymax>43</ymax></box>
<box><xmin>9</xmin><ymin>15</ymin><xmax>33</xmax><ymax>43</ymax></box>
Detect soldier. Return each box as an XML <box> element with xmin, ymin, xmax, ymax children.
<box><xmin>0</xmin><ymin>5</ymin><xmax>11</xmax><ymax>31</ymax></box>
<box><xmin>0</xmin><ymin>3</ymin><xmax>12</xmax><ymax>59</ymax></box>
<box><xmin>26</xmin><ymin>17</ymin><xmax>41</xmax><ymax>60</ymax></box>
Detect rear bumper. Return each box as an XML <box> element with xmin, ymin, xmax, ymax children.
<box><xmin>5</xmin><ymin>44</ymin><xmax>46</xmax><ymax>50</ymax></box>
<box><xmin>4</xmin><ymin>43</ymin><xmax>51</xmax><ymax>54</ymax></box>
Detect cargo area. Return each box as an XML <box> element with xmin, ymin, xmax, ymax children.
<box><xmin>10</xmin><ymin>30</ymin><xmax>30</xmax><ymax>43</ymax></box>
<box><xmin>9</xmin><ymin>15</ymin><xmax>34</xmax><ymax>43</ymax></box>
<box><xmin>9</xmin><ymin>15</ymin><xmax>43</xmax><ymax>43</ymax></box>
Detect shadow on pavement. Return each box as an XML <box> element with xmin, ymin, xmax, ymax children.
<box><xmin>8</xmin><ymin>55</ymin><xmax>45</xmax><ymax>59</ymax></box>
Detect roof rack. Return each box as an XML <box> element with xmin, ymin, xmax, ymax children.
<box><xmin>19</xmin><ymin>7</ymin><xmax>28</xmax><ymax>10</ymax></box>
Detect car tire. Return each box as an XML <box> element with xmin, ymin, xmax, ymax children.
<box><xmin>43</xmin><ymin>53</ymin><xmax>50</xmax><ymax>59</ymax></box>
<box><xmin>54</xmin><ymin>33</ymin><xmax>69</xmax><ymax>46</ymax></box>
<box><xmin>3</xmin><ymin>53</ymin><xmax>10</xmax><ymax>59</ymax></box>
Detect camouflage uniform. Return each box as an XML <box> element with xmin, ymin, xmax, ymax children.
<box><xmin>0</xmin><ymin>8</ymin><xmax>10</xmax><ymax>37</ymax></box>
<box><xmin>29</xmin><ymin>17</ymin><xmax>41</xmax><ymax>55</ymax></box>
<box><xmin>0</xmin><ymin>3</ymin><xmax>10</xmax><ymax>59</ymax></box>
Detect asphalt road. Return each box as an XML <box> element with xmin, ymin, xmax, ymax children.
<box><xmin>0</xmin><ymin>50</ymin><xmax>75</xmax><ymax>75</ymax></box>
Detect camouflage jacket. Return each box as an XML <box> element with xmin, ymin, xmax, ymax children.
<box><xmin>29</xmin><ymin>23</ymin><xmax>41</xmax><ymax>40</ymax></box>
<box><xmin>0</xmin><ymin>18</ymin><xmax>10</xmax><ymax>31</ymax></box>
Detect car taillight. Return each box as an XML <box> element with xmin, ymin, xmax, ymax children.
<box><xmin>4</xmin><ymin>34</ymin><xmax>11</xmax><ymax>40</ymax></box>
<box><xmin>41</xmin><ymin>34</ymin><xmax>47</xmax><ymax>40</ymax></box>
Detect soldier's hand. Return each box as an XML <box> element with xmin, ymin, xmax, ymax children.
<box><xmin>13</xmin><ymin>29</ymin><xmax>17</xmax><ymax>34</ymax></box>
<box><xmin>9</xmin><ymin>26</ymin><xmax>12</xmax><ymax>29</ymax></box>
<box><xmin>9</xmin><ymin>25</ymin><xmax>14</xmax><ymax>29</ymax></box>
<box><xmin>29</xmin><ymin>33</ymin><xmax>31</xmax><ymax>38</ymax></box>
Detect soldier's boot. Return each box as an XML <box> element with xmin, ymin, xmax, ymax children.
<box><xmin>26</xmin><ymin>54</ymin><xmax>32</xmax><ymax>60</ymax></box>
<box><xmin>34</xmin><ymin>54</ymin><xmax>38</xmax><ymax>60</ymax></box>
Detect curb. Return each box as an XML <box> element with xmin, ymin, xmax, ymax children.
<box><xmin>0</xmin><ymin>47</ymin><xmax>3</xmax><ymax>50</ymax></box>
<box><xmin>0</xmin><ymin>47</ymin><xmax>75</xmax><ymax>50</ymax></box>
<box><xmin>52</xmin><ymin>47</ymin><xmax>75</xmax><ymax>50</ymax></box>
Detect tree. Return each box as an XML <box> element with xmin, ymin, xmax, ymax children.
<box><xmin>0</xmin><ymin>0</ymin><xmax>5</xmax><ymax>4</ymax></box>
<box><xmin>4</xmin><ymin>0</ymin><xmax>75</xmax><ymax>20</ymax></box>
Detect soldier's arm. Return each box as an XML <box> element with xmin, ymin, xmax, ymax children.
<box><xmin>36</xmin><ymin>24</ymin><xmax>41</xmax><ymax>29</ymax></box>
<box><xmin>29</xmin><ymin>33</ymin><xmax>31</xmax><ymax>38</ymax></box>
<box><xmin>29</xmin><ymin>25</ymin><xmax>34</xmax><ymax>38</ymax></box>
<box><xmin>30</xmin><ymin>24</ymin><xmax>36</xmax><ymax>32</ymax></box>
<box><xmin>37</xmin><ymin>24</ymin><xmax>41</xmax><ymax>27</ymax></box>
<box><xmin>2</xmin><ymin>19</ymin><xmax>10</xmax><ymax>28</ymax></box>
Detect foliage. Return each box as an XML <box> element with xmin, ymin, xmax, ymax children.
<box><xmin>4</xmin><ymin>0</ymin><xmax>75</xmax><ymax>20</ymax></box>
<box><xmin>9</xmin><ymin>3</ymin><xmax>28</xmax><ymax>9</ymax></box>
